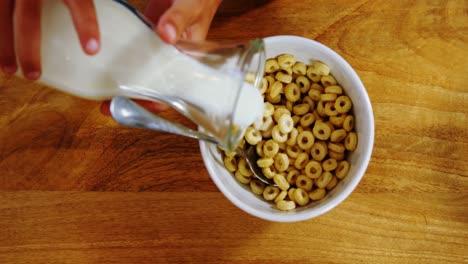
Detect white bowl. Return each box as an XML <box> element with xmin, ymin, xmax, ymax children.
<box><xmin>200</xmin><ymin>35</ymin><xmax>374</xmax><ymax>222</ymax></box>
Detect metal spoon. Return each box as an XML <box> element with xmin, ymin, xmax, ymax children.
<box><xmin>110</xmin><ymin>96</ymin><xmax>274</xmax><ymax>185</ymax></box>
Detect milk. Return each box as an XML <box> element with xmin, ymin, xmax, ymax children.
<box><xmin>33</xmin><ymin>0</ymin><xmax>264</xmax><ymax>148</ymax></box>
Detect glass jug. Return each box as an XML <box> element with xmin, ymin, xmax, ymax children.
<box><xmin>24</xmin><ymin>0</ymin><xmax>266</xmax><ymax>151</ymax></box>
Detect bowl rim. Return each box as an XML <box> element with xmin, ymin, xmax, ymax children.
<box><xmin>200</xmin><ymin>35</ymin><xmax>374</xmax><ymax>222</ymax></box>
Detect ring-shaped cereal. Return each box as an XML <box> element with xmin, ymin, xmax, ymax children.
<box><xmin>343</xmin><ymin>115</ymin><xmax>354</xmax><ymax>132</ymax></box>
<box><xmin>276</xmin><ymin>200</ymin><xmax>296</xmax><ymax>211</ymax></box>
<box><xmin>312</xmin><ymin>61</ymin><xmax>331</xmax><ymax>75</ymax></box>
<box><xmin>306</xmin><ymin>66</ymin><xmax>321</xmax><ymax>82</ymax></box>
<box><xmin>292</xmin><ymin>61</ymin><xmax>307</xmax><ymax>75</ymax></box>
<box><xmin>311</xmin><ymin>141</ymin><xmax>328</xmax><ymax>161</ymax></box>
<box><xmin>317</xmin><ymin>100</ymin><xmax>326</xmax><ymax>117</ymax></box>
<box><xmin>296</xmin><ymin>175</ymin><xmax>313</xmax><ymax>192</ymax></box>
<box><xmin>285</xmin><ymin>127</ymin><xmax>298</xmax><ymax>146</ymax></box>
<box><xmin>286</xmin><ymin>145</ymin><xmax>301</xmax><ymax>159</ymax></box>
<box><xmin>223</xmin><ymin>156</ymin><xmax>238</xmax><ymax>172</ymax></box>
<box><xmin>274</xmin><ymin>107</ymin><xmax>291</xmax><ymax>122</ymax></box>
<box><xmin>238</xmin><ymin>158</ymin><xmax>253</xmax><ymax>177</ymax></box>
<box><xmin>325</xmin><ymin>85</ymin><xmax>343</xmax><ymax>95</ymax></box>
<box><xmin>345</xmin><ymin>132</ymin><xmax>357</xmax><ymax>151</ymax></box>
<box><xmin>274</xmin><ymin>153</ymin><xmax>290</xmax><ymax>173</ymax></box>
<box><xmin>285</xmin><ymin>83</ymin><xmax>301</xmax><ymax>102</ymax></box>
<box><xmin>320</xmin><ymin>93</ymin><xmax>337</xmax><ymax>102</ymax></box>
<box><xmin>262</xmin><ymin>166</ymin><xmax>277</xmax><ymax>179</ymax></box>
<box><xmin>223</xmin><ymin>150</ymin><xmax>236</xmax><ymax>158</ymax></box>
<box><xmin>238</xmin><ymin>139</ymin><xmax>246</xmax><ymax>149</ymax></box>
<box><xmin>277</xmin><ymin>54</ymin><xmax>296</xmax><ymax>68</ymax></box>
<box><xmin>294</xmin><ymin>152</ymin><xmax>309</xmax><ymax>170</ymax></box>
<box><xmin>293</xmin><ymin>188</ymin><xmax>310</xmax><ymax>206</ymax></box>
<box><xmin>266</xmin><ymin>93</ymin><xmax>281</xmax><ymax>104</ymax></box>
<box><xmin>302</xmin><ymin>96</ymin><xmax>315</xmax><ymax>109</ymax></box>
<box><xmin>316</xmin><ymin>171</ymin><xmax>333</xmax><ymax>188</ymax></box>
<box><xmin>335</xmin><ymin>95</ymin><xmax>352</xmax><ymax>113</ymax></box>
<box><xmin>288</xmin><ymin>188</ymin><xmax>297</xmax><ymax>201</ymax></box>
<box><xmin>330</xmin><ymin>129</ymin><xmax>347</xmax><ymax>142</ymax></box>
<box><xmin>312</xmin><ymin>120</ymin><xmax>331</xmax><ymax>140</ymax></box>
<box><xmin>304</xmin><ymin>160</ymin><xmax>322</xmax><ymax>179</ymax></box>
<box><xmin>245</xmin><ymin>127</ymin><xmax>262</xmax><ymax>145</ymax></box>
<box><xmin>321</xmin><ymin>75</ymin><xmax>337</xmax><ymax>87</ymax></box>
<box><xmin>259</xmin><ymin>115</ymin><xmax>273</xmax><ymax>131</ymax></box>
<box><xmin>309</xmin><ymin>188</ymin><xmax>326</xmax><ymax>200</ymax></box>
<box><xmin>261</xmin><ymin>124</ymin><xmax>274</xmax><ymax>139</ymax></box>
<box><xmin>297</xmin><ymin>131</ymin><xmax>315</xmax><ymax>150</ymax></box>
<box><xmin>272</xmin><ymin>125</ymin><xmax>288</xmax><ymax>143</ymax></box>
<box><xmin>269</xmin><ymin>80</ymin><xmax>283</xmax><ymax>98</ymax></box>
<box><xmin>256</xmin><ymin>141</ymin><xmax>265</xmax><ymax>157</ymax></box>
<box><xmin>235</xmin><ymin>170</ymin><xmax>251</xmax><ymax>184</ymax></box>
<box><xmin>324</xmin><ymin>101</ymin><xmax>338</xmax><ymax>116</ymax></box>
<box><xmin>336</xmin><ymin>160</ymin><xmax>351</xmax><ymax>179</ymax></box>
<box><xmin>257</xmin><ymin>157</ymin><xmax>274</xmax><ymax>168</ymax></box>
<box><xmin>300</xmin><ymin>113</ymin><xmax>315</xmax><ymax>127</ymax></box>
<box><xmin>326</xmin><ymin>175</ymin><xmax>338</xmax><ymax>190</ymax></box>
<box><xmin>280</xmin><ymin>66</ymin><xmax>293</xmax><ymax>75</ymax></box>
<box><xmin>264</xmin><ymin>75</ymin><xmax>275</xmax><ymax>88</ymax></box>
<box><xmin>329</xmin><ymin>150</ymin><xmax>345</xmax><ymax>161</ymax></box>
<box><xmin>295</xmin><ymin>75</ymin><xmax>310</xmax><ymax>93</ymax></box>
<box><xmin>286</xmin><ymin>169</ymin><xmax>301</xmax><ymax>185</ymax></box>
<box><xmin>222</xmin><ymin>57</ymin><xmax>360</xmax><ymax>211</ymax></box>
<box><xmin>311</xmin><ymin>82</ymin><xmax>324</xmax><ymax>92</ymax></box>
<box><xmin>260</xmin><ymin>77</ymin><xmax>268</xmax><ymax>94</ymax></box>
<box><xmin>265</xmin><ymin>59</ymin><xmax>280</xmax><ymax>73</ymax></box>
<box><xmin>273</xmin><ymin>173</ymin><xmax>290</xmax><ymax>191</ymax></box>
<box><xmin>322</xmin><ymin>158</ymin><xmax>338</xmax><ymax>172</ymax></box>
<box><xmin>263</xmin><ymin>102</ymin><xmax>275</xmax><ymax>117</ymax></box>
<box><xmin>250</xmin><ymin>179</ymin><xmax>265</xmax><ymax>195</ymax></box>
<box><xmin>275</xmin><ymin>71</ymin><xmax>292</xmax><ymax>83</ymax></box>
<box><xmin>263</xmin><ymin>185</ymin><xmax>280</xmax><ymax>201</ymax></box>
<box><xmin>308</xmin><ymin>89</ymin><xmax>321</xmax><ymax>101</ymax></box>
<box><xmin>293</xmin><ymin>103</ymin><xmax>310</xmax><ymax>116</ymax></box>
<box><xmin>278</xmin><ymin>114</ymin><xmax>294</xmax><ymax>133</ymax></box>
<box><xmin>329</xmin><ymin>113</ymin><xmax>347</xmax><ymax>127</ymax></box>
<box><xmin>263</xmin><ymin>139</ymin><xmax>279</xmax><ymax>158</ymax></box>
<box><xmin>274</xmin><ymin>190</ymin><xmax>288</xmax><ymax>203</ymax></box>
<box><xmin>327</xmin><ymin>142</ymin><xmax>345</xmax><ymax>153</ymax></box>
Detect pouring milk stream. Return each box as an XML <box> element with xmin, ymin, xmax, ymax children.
<box><xmin>19</xmin><ymin>0</ymin><xmax>265</xmax><ymax>150</ymax></box>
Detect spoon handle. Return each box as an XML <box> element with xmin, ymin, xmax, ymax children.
<box><xmin>110</xmin><ymin>96</ymin><xmax>220</xmax><ymax>146</ymax></box>
<box><xmin>110</xmin><ymin>96</ymin><xmax>275</xmax><ymax>186</ymax></box>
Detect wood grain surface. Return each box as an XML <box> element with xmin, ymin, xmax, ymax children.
<box><xmin>0</xmin><ymin>0</ymin><xmax>467</xmax><ymax>263</ymax></box>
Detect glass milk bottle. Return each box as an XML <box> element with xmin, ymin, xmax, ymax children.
<box><xmin>26</xmin><ymin>0</ymin><xmax>266</xmax><ymax>151</ymax></box>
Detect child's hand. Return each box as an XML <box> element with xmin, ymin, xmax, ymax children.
<box><xmin>100</xmin><ymin>0</ymin><xmax>222</xmax><ymax>116</ymax></box>
<box><xmin>0</xmin><ymin>0</ymin><xmax>221</xmax><ymax>116</ymax></box>
<box><xmin>145</xmin><ymin>0</ymin><xmax>222</xmax><ymax>44</ymax></box>
<box><xmin>0</xmin><ymin>0</ymin><xmax>100</xmax><ymax>80</ymax></box>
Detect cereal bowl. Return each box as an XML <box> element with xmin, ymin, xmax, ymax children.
<box><xmin>199</xmin><ymin>35</ymin><xmax>374</xmax><ymax>222</ymax></box>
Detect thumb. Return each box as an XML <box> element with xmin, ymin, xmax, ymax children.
<box><xmin>155</xmin><ymin>0</ymin><xmax>201</xmax><ymax>44</ymax></box>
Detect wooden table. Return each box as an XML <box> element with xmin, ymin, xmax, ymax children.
<box><xmin>1</xmin><ymin>0</ymin><xmax>467</xmax><ymax>263</ymax></box>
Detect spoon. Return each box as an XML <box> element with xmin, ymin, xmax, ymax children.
<box><xmin>109</xmin><ymin>96</ymin><xmax>274</xmax><ymax>185</ymax></box>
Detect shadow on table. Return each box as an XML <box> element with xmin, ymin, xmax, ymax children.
<box><xmin>216</xmin><ymin>0</ymin><xmax>272</xmax><ymax>17</ymax></box>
